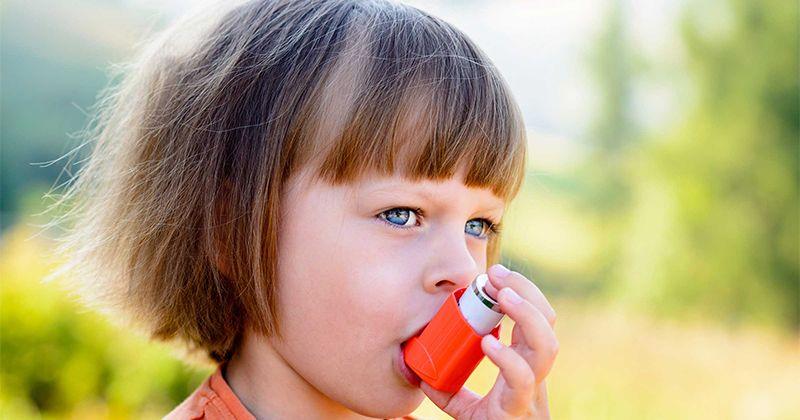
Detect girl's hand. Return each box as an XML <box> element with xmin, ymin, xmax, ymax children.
<box><xmin>420</xmin><ymin>264</ymin><xmax>558</xmax><ymax>419</ymax></box>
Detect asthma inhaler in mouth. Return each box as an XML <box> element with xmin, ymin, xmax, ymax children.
<box><xmin>402</xmin><ymin>274</ymin><xmax>505</xmax><ymax>393</ymax></box>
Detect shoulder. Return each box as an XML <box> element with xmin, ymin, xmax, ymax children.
<box><xmin>163</xmin><ymin>374</ymin><xmax>215</xmax><ymax>420</ymax></box>
<box><xmin>164</xmin><ymin>364</ymin><xmax>255</xmax><ymax>420</ymax></box>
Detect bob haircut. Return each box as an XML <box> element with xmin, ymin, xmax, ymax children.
<box><xmin>43</xmin><ymin>0</ymin><xmax>527</xmax><ymax>364</ymax></box>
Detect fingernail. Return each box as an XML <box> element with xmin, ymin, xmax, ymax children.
<box><xmin>489</xmin><ymin>264</ymin><xmax>511</xmax><ymax>279</ymax></box>
<box><xmin>483</xmin><ymin>278</ymin><xmax>500</xmax><ymax>301</ymax></box>
<box><xmin>501</xmin><ymin>287</ymin><xmax>523</xmax><ymax>305</ymax></box>
<box><xmin>486</xmin><ymin>335</ymin><xmax>502</xmax><ymax>351</ymax></box>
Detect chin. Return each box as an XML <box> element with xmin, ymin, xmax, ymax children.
<box><xmin>350</xmin><ymin>388</ymin><xmax>425</xmax><ymax>419</ymax></box>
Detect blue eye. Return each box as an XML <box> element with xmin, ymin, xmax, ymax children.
<box><xmin>378</xmin><ymin>207</ymin><xmax>421</xmax><ymax>228</ymax></box>
<box><xmin>465</xmin><ymin>219</ymin><xmax>499</xmax><ymax>239</ymax></box>
<box><xmin>377</xmin><ymin>207</ymin><xmax>501</xmax><ymax>239</ymax></box>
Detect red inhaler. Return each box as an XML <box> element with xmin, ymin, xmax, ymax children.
<box><xmin>402</xmin><ymin>274</ymin><xmax>505</xmax><ymax>393</ymax></box>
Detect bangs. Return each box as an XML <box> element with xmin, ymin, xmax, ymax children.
<box><xmin>297</xmin><ymin>4</ymin><xmax>527</xmax><ymax>202</ymax></box>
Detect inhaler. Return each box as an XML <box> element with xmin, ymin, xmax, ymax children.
<box><xmin>402</xmin><ymin>274</ymin><xmax>506</xmax><ymax>393</ymax></box>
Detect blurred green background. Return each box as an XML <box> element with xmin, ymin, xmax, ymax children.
<box><xmin>1</xmin><ymin>0</ymin><xmax>797</xmax><ymax>418</ymax></box>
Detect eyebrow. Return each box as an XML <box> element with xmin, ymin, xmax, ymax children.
<box><xmin>367</xmin><ymin>184</ymin><xmax>436</xmax><ymax>201</ymax></box>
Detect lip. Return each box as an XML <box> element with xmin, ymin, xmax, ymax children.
<box><xmin>396</xmin><ymin>342</ymin><xmax>422</xmax><ymax>387</ymax></box>
<box><xmin>396</xmin><ymin>322</ymin><xmax>428</xmax><ymax>388</ymax></box>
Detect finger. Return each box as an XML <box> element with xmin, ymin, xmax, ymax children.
<box><xmin>419</xmin><ymin>381</ymin><xmax>481</xmax><ymax>419</ymax></box>
<box><xmin>484</xmin><ymin>275</ymin><xmax>500</xmax><ymax>301</ymax></box>
<box><xmin>498</xmin><ymin>286</ymin><xmax>560</xmax><ymax>380</ymax></box>
<box><xmin>488</xmin><ymin>264</ymin><xmax>557</xmax><ymax>327</ymax></box>
<box><xmin>488</xmin><ymin>265</ymin><xmax>556</xmax><ymax>326</ymax></box>
<box><xmin>534</xmin><ymin>380</ymin><xmax>551</xmax><ymax>418</ymax></box>
<box><xmin>482</xmin><ymin>334</ymin><xmax>537</xmax><ymax>416</ymax></box>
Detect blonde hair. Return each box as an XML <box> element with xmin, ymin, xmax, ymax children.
<box><xmin>43</xmin><ymin>0</ymin><xmax>527</xmax><ymax>364</ymax></box>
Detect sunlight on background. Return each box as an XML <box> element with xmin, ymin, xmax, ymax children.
<box><xmin>1</xmin><ymin>0</ymin><xmax>797</xmax><ymax>418</ymax></box>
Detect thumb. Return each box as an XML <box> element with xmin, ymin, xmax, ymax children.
<box><xmin>420</xmin><ymin>381</ymin><xmax>481</xmax><ymax>418</ymax></box>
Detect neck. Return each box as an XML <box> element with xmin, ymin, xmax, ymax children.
<box><xmin>224</xmin><ymin>328</ymin><xmax>374</xmax><ymax>420</ymax></box>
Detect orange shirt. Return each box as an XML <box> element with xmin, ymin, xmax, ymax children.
<box><xmin>165</xmin><ymin>363</ymin><xmax>255</xmax><ymax>420</ymax></box>
<box><xmin>165</xmin><ymin>363</ymin><xmax>418</xmax><ymax>419</ymax></box>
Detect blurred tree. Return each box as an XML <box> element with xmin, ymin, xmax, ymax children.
<box><xmin>613</xmin><ymin>0</ymin><xmax>799</xmax><ymax>330</ymax></box>
<box><xmin>0</xmin><ymin>0</ymin><xmax>146</xmax><ymax>232</ymax></box>
<box><xmin>572</xmin><ymin>0</ymin><xmax>639</xmax><ymax>294</ymax></box>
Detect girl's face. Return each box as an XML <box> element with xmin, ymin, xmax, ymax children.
<box><xmin>265</xmin><ymin>164</ymin><xmax>504</xmax><ymax>417</ymax></box>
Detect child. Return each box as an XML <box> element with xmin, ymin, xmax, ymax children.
<box><xmin>46</xmin><ymin>0</ymin><xmax>559</xmax><ymax>418</ymax></box>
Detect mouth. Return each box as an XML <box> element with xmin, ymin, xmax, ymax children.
<box><xmin>397</xmin><ymin>341</ymin><xmax>422</xmax><ymax>387</ymax></box>
<box><xmin>396</xmin><ymin>323</ymin><xmax>428</xmax><ymax>388</ymax></box>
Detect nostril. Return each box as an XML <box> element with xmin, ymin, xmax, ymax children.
<box><xmin>435</xmin><ymin>279</ymin><xmax>457</xmax><ymax>288</ymax></box>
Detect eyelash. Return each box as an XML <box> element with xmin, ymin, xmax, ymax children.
<box><xmin>376</xmin><ymin>207</ymin><xmax>502</xmax><ymax>239</ymax></box>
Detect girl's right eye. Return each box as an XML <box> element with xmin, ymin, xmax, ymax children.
<box><xmin>377</xmin><ymin>207</ymin><xmax>422</xmax><ymax>229</ymax></box>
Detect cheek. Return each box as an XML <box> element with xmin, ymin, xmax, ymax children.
<box><xmin>272</xmin><ymin>211</ymin><xmax>426</xmax><ymax>413</ymax></box>
<box><xmin>341</xmin><ymin>229</ymin><xmax>428</xmax><ymax>320</ymax></box>
<box><xmin>275</xmin><ymin>231</ymin><xmax>422</xmax><ymax>403</ymax></box>
<box><xmin>276</xmin><ymin>209</ymin><xmax>418</xmax><ymax>343</ymax></box>
<box><xmin>469</xmin><ymin>239</ymin><xmax>489</xmax><ymax>268</ymax></box>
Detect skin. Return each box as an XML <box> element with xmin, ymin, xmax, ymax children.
<box><xmin>224</xmin><ymin>163</ymin><xmax>559</xmax><ymax>419</ymax></box>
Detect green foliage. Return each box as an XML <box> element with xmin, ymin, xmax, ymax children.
<box><xmin>589</xmin><ymin>0</ymin><xmax>799</xmax><ymax>330</ymax></box>
<box><xmin>1</xmin><ymin>225</ymin><xmax>210</xmax><ymax>419</ymax></box>
<box><xmin>634</xmin><ymin>0</ymin><xmax>798</xmax><ymax>329</ymax></box>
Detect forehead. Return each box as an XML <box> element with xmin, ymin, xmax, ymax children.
<box><xmin>350</xmin><ymin>165</ymin><xmax>506</xmax><ymax>210</ymax></box>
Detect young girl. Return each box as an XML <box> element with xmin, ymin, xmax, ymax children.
<box><xmin>46</xmin><ymin>0</ymin><xmax>558</xmax><ymax>418</ymax></box>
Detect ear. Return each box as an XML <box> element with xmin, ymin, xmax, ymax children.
<box><xmin>211</xmin><ymin>179</ymin><xmax>235</xmax><ymax>280</ymax></box>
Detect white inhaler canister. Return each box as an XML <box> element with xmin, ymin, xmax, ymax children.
<box><xmin>457</xmin><ymin>273</ymin><xmax>505</xmax><ymax>335</ymax></box>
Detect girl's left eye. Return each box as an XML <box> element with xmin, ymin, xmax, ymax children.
<box><xmin>465</xmin><ymin>219</ymin><xmax>495</xmax><ymax>238</ymax></box>
<box><xmin>376</xmin><ymin>207</ymin><xmax>500</xmax><ymax>239</ymax></box>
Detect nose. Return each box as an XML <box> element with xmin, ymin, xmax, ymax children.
<box><xmin>422</xmin><ymin>227</ymin><xmax>482</xmax><ymax>295</ymax></box>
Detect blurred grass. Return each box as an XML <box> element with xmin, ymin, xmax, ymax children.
<box><xmin>414</xmin><ymin>294</ymin><xmax>799</xmax><ymax>420</ymax></box>
<box><xmin>3</xmin><ymin>222</ymin><xmax>797</xmax><ymax>419</ymax></box>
